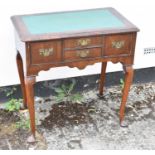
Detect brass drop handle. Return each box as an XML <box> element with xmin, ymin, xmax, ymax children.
<box><xmin>77</xmin><ymin>50</ymin><xmax>90</xmax><ymax>58</ymax></box>
<box><xmin>112</xmin><ymin>41</ymin><xmax>125</xmax><ymax>49</ymax></box>
<box><xmin>39</xmin><ymin>48</ymin><xmax>54</xmax><ymax>57</ymax></box>
<box><xmin>77</xmin><ymin>38</ymin><xmax>91</xmax><ymax>46</ymax></box>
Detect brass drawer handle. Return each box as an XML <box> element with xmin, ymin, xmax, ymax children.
<box><xmin>77</xmin><ymin>50</ymin><xmax>90</xmax><ymax>58</ymax></box>
<box><xmin>112</xmin><ymin>41</ymin><xmax>125</xmax><ymax>49</ymax></box>
<box><xmin>77</xmin><ymin>38</ymin><xmax>91</xmax><ymax>46</ymax></box>
<box><xmin>39</xmin><ymin>48</ymin><xmax>54</xmax><ymax>57</ymax></box>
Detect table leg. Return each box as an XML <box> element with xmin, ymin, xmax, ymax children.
<box><xmin>99</xmin><ymin>62</ymin><xmax>107</xmax><ymax>96</ymax></box>
<box><xmin>16</xmin><ymin>52</ymin><xmax>27</xmax><ymax>108</ymax></box>
<box><xmin>25</xmin><ymin>76</ymin><xmax>36</xmax><ymax>137</ymax></box>
<box><xmin>120</xmin><ymin>65</ymin><xmax>134</xmax><ymax>124</ymax></box>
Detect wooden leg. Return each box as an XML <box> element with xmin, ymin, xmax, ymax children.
<box><xmin>25</xmin><ymin>76</ymin><xmax>36</xmax><ymax>137</ymax></box>
<box><xmin>16</xmin><ymin>52</ymin><xmax>27</xmax><ymax>108</ymax></box>
<box><xmin>120</xmin><ymin>65</ymin><xmax>134</xmax><ymax>124</ymax></box>
<box><xmin>99</xmin><ymin>62</ymin><xmax>107</xmax><ymax>96</ymax></box>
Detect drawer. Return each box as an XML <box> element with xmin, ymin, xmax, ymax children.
<box><xmin>30</xmin><ymin>41</ymin><xmax>61</xmax><ymax>65</ymax></box>
<box><xmin>64</xmin><ymin>36</ymin><xmax>102</xmax><ymax>49</ymax></box>
<box><xmin>64</xmin><ymin>47</ymin><xmax>102</xmax><ymax>61</ymax></box>
<box><xmin>104</xmin><ymin>34</ymin><xmax>132</xmax><ymax>56</ymax></box>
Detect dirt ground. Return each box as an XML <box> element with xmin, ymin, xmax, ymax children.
<box><xmin>0</xmin><ymin>82</ymin><xmax>155</xmax><ymax>149</ymax></box>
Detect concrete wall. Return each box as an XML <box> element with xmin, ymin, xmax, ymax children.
<box><xmin>0</xmin><ymin>0</ymin><xmax>154</xmax><ymax>86</ymax></box>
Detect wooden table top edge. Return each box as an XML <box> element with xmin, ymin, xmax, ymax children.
<box><xmin>11</xmin><ymin>7</ymin><xmax>139</xmax><ymax>42</ymax></box>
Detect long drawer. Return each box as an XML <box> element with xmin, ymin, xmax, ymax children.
<box><xmin>64</xmin><ymin>36</ymin><xmax>102</xmax><ymax>49</ymax></box>
<box><xmin>63</xmin><ymin>47</ymin><xmax>102</xmax><ymax>61</ymax></box>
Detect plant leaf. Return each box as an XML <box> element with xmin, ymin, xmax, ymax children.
<box><xmin>5</xmin><ymin>99</ymin><xmax>21</xmax><ymax>112</ymax></box>
<box><xmin>70</xmin><ymin>93</ymin><xmax>83</xmax><ymax>103</ymax></box>
<box><xmin>54</xmin><ymin>88</ymin><xmax>64</xmax><ymax>93</ymax></box>
<box><xmin>56</xmin><ymin>93</ymin><xmax>65</xmax><ymax>102</ymax></box>
<box><xmin>68</xmin><ymin>82</ymin><xmax>75</xmax><ymax>94</ymax></box>
<box><xmin>61</xmin><ymin>84</ymin><xmax>69</xmax><ymax>94</ymax></box>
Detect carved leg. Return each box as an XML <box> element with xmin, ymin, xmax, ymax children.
<box><xmin>16</xmin><ymin>52</ymin><xmax>27</xmax><ymax>108</ymax></box>
<box><xmin>99</xmin><ymin>62</ymin><xmax>107</xmax><ymax>96</ymax></box>
<box><xmin>120</xmin><ymin>65</ymin><xmax>134</xmax><ymax>125</ymax></box>
<box><xmin>25</xmin><ymin>76</ymin><xmax>36</xmax><ymax>138</ymax></box>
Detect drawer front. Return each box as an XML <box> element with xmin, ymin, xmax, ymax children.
<box><xmin>64</xmin><ymin>47</ymin><xmax>102</xmax><ymax>61</ymax></box>
<box><xmin>64</xmin><ymin>36</ymin><xmax>102</xmax><ymax>49</ymax></box>
<box><xmin>30</xmin><ymin>41</ymin><xmax>61</xmax><ymax>64</ymax></box>
<box><xmin>104</xmin><ymin>34</ymin><xmax>132</xmax><ymax>56</ymax></box>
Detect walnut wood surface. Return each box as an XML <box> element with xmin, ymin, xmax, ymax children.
<box><xmin>11</xmin><ymin>8</ymin><xmax>139</xmax><ymax>137</ymax></box>
<box><xmin>64</xmin><ymin>47</ymin><xmax>102</xmax><ymax>61</ymax></box>
<box><xmin>120</xmin><ymin>65</ymin><xmax>134</xmax><ymax>123</ymax></box>
<box><xmin>64</xmin><ymin>36</ymin><xmax>102</xmax><ymax>49</ymax></box>
<box><xmin>11</xmin><ymin>7</ymin><xmax>139</xmax><ymax>42</ymax></box>
<box><xmin>25</xmin><ymin>32</ymin><xmax>136</xmax><ymax>76</ymax></box>
<box><xmin>30</xmin><ymin>40</ymin><xmax>62</xmax><ymax>65</ymax></box>
<box><xmin>104</xmin><ymin>33</ymin><xmax>132</xmax><ymax>56</ymax></box>
<box><xmin>16</xmin><ymin>52</ymin><xmax>27</xmax><ymax>108</ymax></box>
<box><xmin>99</xmin><ymin>62</ymin><xmax>107</xmax><ymax>95</ymax></box>
<box><xmin>25</xmin><ymin>76</ymin><xmax>36</xmax><ymax>136</ymax></box>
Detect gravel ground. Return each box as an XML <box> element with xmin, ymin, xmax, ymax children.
<box><xmin>1</xmin><ymin>82</ymin><xmax>155</xmax><ymax>149</ymax></box>
<box><xmin>36</xmin><ymin>82</ymin><xmax>155</xmax><ymax>149</ymax></box>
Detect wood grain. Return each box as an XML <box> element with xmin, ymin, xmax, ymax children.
<box><xmin>11</xmin><ymin>8</ymin><xmax>139</xmax><ymax>42</ymax></box>
<box><xmin>104</xmin><ymin>33</ymin><xmax>132</xmax><ymax>56</ymax></box>
<box><xmin>16</xmin><ymin>52</ymin><xmax>27</xmax><ymax>108</ymax></box>
<box><xmin>120</xmin><ymin>65</ymin><xmax>134</xmax><ymax>123</ymax></box>
<box><xmin>99</xmin><ymin>62</ymin><xmax>107</xmax><ymax>95</ymax></box>
<box><xmin>12</xmin><ymin>8</ymin><xmax>139</xmax><ymax>136</ymax></box>
<box><xmin>25</xmin><ymin>76</ymin><xmax>36</xmax><ymax>136</ymax></box>
<box><xmin>64</xmin><ymin>47</ymin><xmax>102</xmax><ymax>62</ymax></box>
<box><xmin>30</xmin><ymin>40</ymin><xmax>62</xmax><ymax>65</ymax></box>
<box><xmin>64</xmin><ymin>36</ymin><xmax>102</xmax><ymax>49</ymax></box>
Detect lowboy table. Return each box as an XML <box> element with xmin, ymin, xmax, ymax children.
<box><xmin>11</xmin><ymin>7</ymin><xmax>139</xmax><ymax>137</ymax></box>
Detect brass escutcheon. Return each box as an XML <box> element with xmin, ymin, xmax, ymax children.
<box><xmin>77</xmin><ymin>38</ymin><xmax>91</xmax><ymax>46</ymax></box>
<box><xmin>112</xmin><ymin>41</ymin><xmax>125</xmax><ymax>49</ymax></box>
<box><xmin>77</xmin><ymin>50</ymin><xmax>90</xmax><ymax>58</ymax></box>
<box><xmin>39</xmin><ymin>48</ymin><xmax>54</xmax><ymax>57</ymax></box>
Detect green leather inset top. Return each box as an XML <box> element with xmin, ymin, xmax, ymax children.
<box><xmin>22</xmin><ymin>8</ymin><xmax>125</xmax><ymax>34</ymax></box>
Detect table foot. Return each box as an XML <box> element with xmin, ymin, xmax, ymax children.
<box><xmin>27</xmin><ymin>134</ymin><xmax>36</xmax><ymax>143</ymax></box>
<box><xmin>97</xmin><ymin>93</ymin><xmax>107</xmax><ymax>100</ymax></box>
<box><xmin>20</xmin><ymin>103</ymin><xmax>28</xmax><ymax>110</ymax></box>
<box><xmin>120</xmin><ymin>120</ymin><xmax>128</xmax><ymax>127</ymax></box>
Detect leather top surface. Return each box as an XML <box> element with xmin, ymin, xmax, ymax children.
<box><xmin>11</xmin><ymin>7</ymin><xmax>139</xmax><ymax>41</ymax></box>
<box><xmin>21</xmin><ymin>8</ymin><xmax>125</xmax><ymax>34</ymax></box>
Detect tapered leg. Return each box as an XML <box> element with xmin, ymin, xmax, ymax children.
<box><xmin>25</xmin><ymin>76</ymin><xmax>36</xmax><ymax>137</ymax></box>
<box><xmin>99</xmin><ymin>62</ymin><xmax>107</xmax><ymax>96</ymax></box>
<box><xmin>120</xmin><ymin>65</ymin><xmax>134</xmax><ymax>124</ymax></box>
<box><xmin>16</xmin><ymin>52</ymin><xmax>27</xmax><ymax>108</ymax></box>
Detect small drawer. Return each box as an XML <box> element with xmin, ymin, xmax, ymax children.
<box><xmin>64</xmin><ymin>47</ymin><xmax>102</xmax><ymax>61</ymax></box>
<box><xmin>64</xmin><ymin>36</ymin><xmax>102</xmax><ymax>49</ymax></box>
<box><xmin>30</xmin><ymin>41</ymin><xmax>61</xmax><ymax>65</ymax></box>
<box><xmin>104</xmin><ymin>34</ymin><xmax>132</xmax><ymax>56</ymax></box>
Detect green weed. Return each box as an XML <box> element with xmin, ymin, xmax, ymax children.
<box><xmin>55</xmin><ymin>82</ymin><xmax>83</xmax><ymax>103</ymax></box>
<box><xmin>120</xmin><ymin>78</ymin><xmax>125</xmax><ymax>90</ymax></box>
<box><xmin>5</xmin><ymin>99</ymin><xmax>22</xmax><ymax>112</ymax></box>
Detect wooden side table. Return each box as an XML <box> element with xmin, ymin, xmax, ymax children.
<box><xmin>11</xmin><ymin>7</ymin><xmax>139</xmax><ymax>137</ymax></box>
